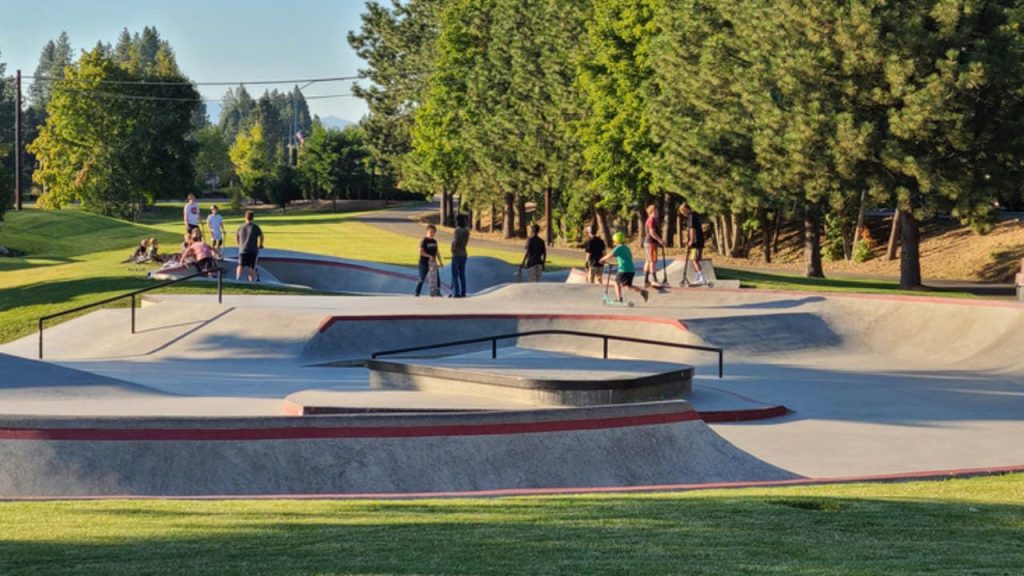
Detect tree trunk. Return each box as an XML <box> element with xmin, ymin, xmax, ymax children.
<box><xmin>489</xmin><ymin>203</ymin><xmax>496</xmax><ymax>233</ymax></box>
<box><xmin>544</xmin><ymin>187</ymin><xmax>553</xmax><ymax>246</ymax></box>
<box><xmin>886</xmin><ymin>209</ymin><xmax>900</xmax><ymax>260</ymax></box>
<box><xmin>439</xmin><ymin>189</ymin><xmax>448</xmax><ymax>227</ymax></box>
<box><xmin>758</xmin><ymin>207</ymin><xmax>772</xmax><ymax>264</ymax></box>
<box><xmin>595</xmin><ymin>207</ymin><xmax>613</xmax><ymax>247</ymax></box>
<box><xmin>664</xmin><ymin>194</ymin><xmax>676</xmax><ymax>248</ymax></box>
<box><xmin>730</xmin><ymin>212</ymin><xmax>747</xmax><ymax>257</ymax></box>
<box><xmin>803</xmin><ymin>203</ymin><xmax>825</xmax><ymax>278</ymax></box>
<box><xmin>503</xmin><ymin>192</ymin><xmax>515</xmax><ymax>239</ymax></box>
<box><xmin>851</xmin><ymin>189</ymin><xmax>867</xmax><ymax>262</ymax></box>
<box><xmin>772</xmin><ymin>209</ymin><xmax>784</xmax><ymax>256</ymax></box>
<box><xmin>515</xmin><ymin>194</ymin><xmax>527</xmax><ymax>238</ymax></box>
<box><xmin>898</xmin><ymin>210</ymin><xmax>922</xmax><ymax>289</ymax></box>
<box><xmin>714</xmin><ymin>214</ymin><xmax>727</xmax><ymax>256</ymax></box>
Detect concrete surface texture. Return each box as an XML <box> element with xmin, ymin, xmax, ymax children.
<box><xmin>151</xmin><ymin>248</ymin><xmax>569</xmax><ymax>295</ymax></box>
<box><xmin>1</xmin><ymin>276</ymin><xmax>1023</xmax><ymax>496</ymax></box>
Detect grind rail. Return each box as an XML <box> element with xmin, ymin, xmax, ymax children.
<box><xmin>371</xmin><ymin>329</ymin><xmax>724</xmax><ymax>378</ymax></box>
<box><xmin>37</xmin><ymin>268</ymin><xmax>223</xmax><ymax>359</ymax></box>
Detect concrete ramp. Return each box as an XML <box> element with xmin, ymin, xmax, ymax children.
<box><xmin>0</xmin><ymin>401</ymin><xmax>798</xmax><ymax>497</ymax></box>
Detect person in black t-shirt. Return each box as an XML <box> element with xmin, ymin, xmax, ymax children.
<box><xmin>415</xmin><ymin>225</ymin><xmax>443</xmax><ymax>296</ymax></box>
<box><xmin>519</xmin><ymin>224</ymin><xmax>547</xmax><ymax>282</ymax></box>
<box><xmin>679</xmin><ymin>202</ymin><xmax>706</xmax><ymax>285</ymax></box>
<box><xmin>584</xmin><ymin>224</ymin><xmax>606</xmax><ymax>284</ymax></box>
<box><xmin>235</xmin><ymin>211</ymin><xmax>264</xmax><ymax>282</ymax></box>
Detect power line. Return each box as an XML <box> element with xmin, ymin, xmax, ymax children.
<box><xmin>44</xmin><ymin>85</ymin><xmax>360</xmax><ymax>103</ymax></box>
<box><xmin>28</xmin><ymin>74</ymin><xmax>364</xmax><ymax>87</ymax></box>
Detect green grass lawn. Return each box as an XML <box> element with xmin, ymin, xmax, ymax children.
<box><xmin>1</xmin><ymin>474</ymin><xmax>1022</xmax><ymax>575</ymax></box>
<box><xmin>716</xmin><ymin>266</ymin><xmax>977</xmax><ymax>298</ymax></box>
<box><xmin>0</xmin><ymin>205</ymin><xmax>574</xmax><ymax>345</ymax></box>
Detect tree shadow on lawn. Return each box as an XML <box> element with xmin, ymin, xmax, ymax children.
<box><xmin>1</xmin><ymin>494</ymin><xmax>1021</xmax><ymax>575</ymax></box>
<box><xmin>979</xmin><ymin>244</ymin><xmax>1024</xmax><ymax>283</ymax></box>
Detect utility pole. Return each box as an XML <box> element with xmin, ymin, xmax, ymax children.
<box><xmin>14</xmin><ymin>70</ymin><xmax>22</xmax><ymax>210</ymax></box>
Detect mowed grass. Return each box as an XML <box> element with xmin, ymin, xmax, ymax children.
<box><xmin>0</xmin><ymin>205</ymin><xmax>573</xmax><ymax>345</ymax></box>
<box><xmin>1</xmin><ymin>474</ymin><xmax>1022</xmax><ymax>575</ymax></box>
<box><xmin>716</xmin><ymin>266</ymin><xmax>978</xmax><ymax>298</ymax></box>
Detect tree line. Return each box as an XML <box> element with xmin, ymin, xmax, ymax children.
<box><xmin>0</xmin><ymin>27</ymin><xmax>394</xmax><ymax>223</ymax></box>
<box><xmin>350</xmin><ymin>0</ymin><xmax>1024</xmax><ymax>288</ymax></box>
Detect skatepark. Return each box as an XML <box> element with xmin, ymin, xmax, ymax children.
<box><xmin>2</xmin><ymin>248</ymin><xmax>1023</xmax><ymax>498</ymax></box>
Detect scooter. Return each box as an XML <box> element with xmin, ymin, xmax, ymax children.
<box><xmin>602</xmin><ymin>265</ymin><xmax>635</xmax><ymax>307</ymax></box>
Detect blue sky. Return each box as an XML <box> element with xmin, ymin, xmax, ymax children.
<box><xmin>0</xmin><ymin>0</ymin><xmax>372</xmax><ymax>122</ymax></box>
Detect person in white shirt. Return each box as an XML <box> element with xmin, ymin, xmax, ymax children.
<box><xmin>183</xmin><ymin>193</ymin><xmax>200</xmax><ymax>234</ymax></box>
<box><xmin>206</xmin><ymin>205</ymin><xmax>226</xmax><ymax>258</ymax></box>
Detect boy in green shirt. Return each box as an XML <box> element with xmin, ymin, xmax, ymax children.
<box><xmin>599</xmin><ymin>232</ymin><xmax>650</xmax><ymax>304</ymax></box>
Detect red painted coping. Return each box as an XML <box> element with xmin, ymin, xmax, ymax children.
<box><xmin>0</xmin><ymin>409</ymin><xmax>699</xmax><ymax>442</ymax></box>
<box><xmin>317</xmin><ymin>313</ymin><xmax>690</xmax><ymax>334</ymax></box>
<box><xmin>697</xmin><ymin>405</ymin><xmax>790</xmax><ymax>423</ymax></box>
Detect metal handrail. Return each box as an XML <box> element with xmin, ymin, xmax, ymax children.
<box><xmin>38</xmin><ymin>268</ymin><xmax>223</xmax><ymax>359</ymax></box>
<box><xmin>371</xmin><ymin>329</ymin><xmax>725</xmax><ymax>378</ymax></box>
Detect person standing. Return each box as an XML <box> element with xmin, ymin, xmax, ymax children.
<box><xmin>679</xmin><ymin>201</ymin><xmax>706</xmax><ymax>285</ymax></box>
<box><xmin>450</xmin><ymin>214</ymin><xmax>470</xmax><ymax>298</ymax></box>
<box><xmin>584</xmin><ymin>223</ymin><xmax>606</xmax><ymax>284</ymax></box>
<box><xmin>236</xmin><ymin>210</ymin><xmax>264</xmax><ymax>282</ymax></box>
<box><xmin>520</xmin><ymin>224</ymin><xmax>546</xmax><ymax>282</ymax></box>
<box><xmin>183</xmin><ymin>193</ymin><xmax>201</xmax><ymax>234</ymax></box>
<box><xmin>415</xmin><ymin>225</ymin><xmax>442</xmax><ymax>297</ymax></box>
<box><xmin>206</xmin><ymin>205</ymin><xmax>226</xmax><ymax>259</ymax></box>
<box><xmin>643</xmin><ymin>204</ymin><xmax>664</xmax><ymax>287</ymax></box>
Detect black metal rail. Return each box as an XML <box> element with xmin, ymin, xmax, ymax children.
<box><xmin>37</xmin><ymin>268</ymin><xmax>223</xmax><ymax>359</ymax></box>
<box><xmin>371</xmin><ymin>329</ymin><xmax>725</xmax><ymax>378</ymax></box>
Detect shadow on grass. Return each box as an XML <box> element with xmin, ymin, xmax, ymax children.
<box><xmin>0</xmin><ymin>494</ymin><xmax>1021</xmax><ymax>575</ymax></box>
<box><xmin>980</xmin><ymin>244</ymin><xmax>1024</xmax><ymax>283</ymax></box>
<box><xmin>716</xmin><ymin>266</ymin><xmax>901</xmax><ymax>291</ymax></box>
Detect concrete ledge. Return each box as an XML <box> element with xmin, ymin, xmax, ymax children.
<box><xmin>0</xmin><ymin>401</ymin><xmax>799</xmax><ymax>497</ymax></box>
<box><xmin>366</xmin><ymin>357</ymin><xmax>694</xmax><ymax>406</ymax></box>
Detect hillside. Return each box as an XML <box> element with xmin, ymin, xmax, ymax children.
<box><xmin>709</xmin><ymin>214</ymin><xmax>1024</xmax><ymax>283</ymax></box>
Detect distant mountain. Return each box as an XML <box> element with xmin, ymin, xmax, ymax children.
<box><xmin>320</xmin><ymin>116</ymin><xmax>355</xmax><ymax>130</ymax></box>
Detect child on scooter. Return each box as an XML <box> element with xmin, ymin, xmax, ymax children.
<box><xmin>599</xmin><ymin>232</ymin><xmax>649</xmax><ymax>304</ymax></box>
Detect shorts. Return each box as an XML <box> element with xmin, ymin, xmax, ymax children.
<box><xmin>526</xmin><ymin>264</ymin><xmax>543</xmax><ymax>282</ymax></box>
<box><xmin>617</xmin><ymin>272</ymin><xmax>635</xmax><ymax>287</ymax></box>
<box><xmin>587</xmin><ymin>263</ymin><xmax>602</xmax><ymax>284</ymax></box>
<box><xmin>688</xmin><ymin>247</ymin><xmax>704</xmax><ymax>262</ymax></box>
<box><xmin>645</xmin><ymin>243</ymin><xmax>659</xmax><ymax>263</ymax></box>
<box><xmin>187</xmin><ymin>223</ymin><xmax>200</xmax><ymax>234</ymax></box>
<box><xmin>239</xmin><ymin>252</ymin><xmax>258</xmax><ymax>268</ymax></box>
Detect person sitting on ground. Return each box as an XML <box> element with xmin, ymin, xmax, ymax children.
<box><xmin>519</xmin><ymin>224</ymin><xmax>546</xmax><ymax>282</ymax></box>
<box><xmin>599</xmin><ymin>231</ymin><xmax>649</xmax><ymax>303</ymax></box>
<box><xmin>123</xmin><ymin>239</ymin><xmax>149</xmax><ymax>264</ymax></box>
<box><xmin>584</xmin><ymin>223</ymin><xmax>606</xmax><ymax>284</ymax></box>
<box><xmin>179</xmin><ymin>228</ymin><xmax>216</xmax><ymax>274</ymax></box>
<box><xmin>179</xmin><ymin>232</ymin><xmax>196</xmax><ymax>267</ymax></box>
<box><xmin>146</xmin><ymin>238</ymin><xmax>161</xmax><ymax>263</ymax></box>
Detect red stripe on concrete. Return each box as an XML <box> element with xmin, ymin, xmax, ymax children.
<box><xmin>697</xmin><ymin>405</ymin><xmax>790</xmax><ymax>423</ymax></box>
<box><xmin>0</xmin><ymin>410</ymin><xmax>698</xmax><ymax>442</ymax></box>
<box><xmin>317</xmin><ymin>314</ymin><xmax>689</xmax><ymax>334</ymax></box>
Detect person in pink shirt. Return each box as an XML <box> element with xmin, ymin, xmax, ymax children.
<box><xmin>179</xmin><ymin>228</ymin><xmax>215</xmax><ymax>274</ymax></box>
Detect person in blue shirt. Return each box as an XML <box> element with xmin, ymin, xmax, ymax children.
<box><xmin>599</xmin><ymin>231</ymin><xmax>649</xmax><ymax>303</ymax></box>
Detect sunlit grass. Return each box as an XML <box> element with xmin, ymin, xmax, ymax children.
<box><xmin>0</xmin><ymin>474</ymin><xmax>1021</xmax><ymax>575</ymax></box>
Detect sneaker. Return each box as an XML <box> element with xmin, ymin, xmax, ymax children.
<box><xmin>641</xmin><ymin>289</ymin><xmax>649</xmax><ymax>303</ymax></box>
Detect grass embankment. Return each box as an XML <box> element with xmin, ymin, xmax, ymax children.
<box><xmin>0</xmin><ymin>205</ymin><xmax>574</xmax><ymax>345</ymax></box>
<box><xmin>1</xmin><ymin>474</ymin><xmax>1022</xmax><ymax>575</ymax></box>
<box><xmin>715</xmin><ymin>267</ymin><xmax>977</xmax><ymax>298</ymax></box>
